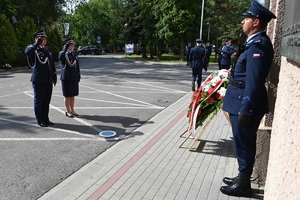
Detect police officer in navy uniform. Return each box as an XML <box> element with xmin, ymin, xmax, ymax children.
<box><xmin>221</xmin><ymin>0</ymin><xmax>276</xmax><ymax>197</ymax></box>
<box><xmin>217</xmin><ymin>38</ymin><xmax>227</xmax><ymax>70</ymax></box>
<box><xmin>25</xmin><ymin>30</ymin><xmax>57</xmax><ymax>127</ymax></box>
<box><xmin>58</xmin><ymin>38</ymin><xmax>81</xmax><ymax>118</ymax></box>
<box><xmin>188</xmin><ymin>39</ymin><xmax>206</xmax><ymax>91</ymax></box>
<box><xmin>185</xmin><ymin>42</ymin><xmax>192</xmax><ymax>66</ymax></box>
<box><xmin>220</xmin><ymin>37</ymin><xmax>236</xmax><ymax>70</ymax></box>
<box><xmin>204</xmin><ymin>41</ymin><xmax>212</xmax><ymax>71</ymax></box>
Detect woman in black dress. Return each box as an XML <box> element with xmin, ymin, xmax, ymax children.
<box><xmin>58</xmin><ymin>38</ymin><xmax>80</xmax><ymax>117</ymax></box>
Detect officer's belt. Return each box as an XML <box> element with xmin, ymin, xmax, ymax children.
<box><xmin>229</xmin><ymin>78</ymin><xmax>245</xmax><ymax>88</ymax></box>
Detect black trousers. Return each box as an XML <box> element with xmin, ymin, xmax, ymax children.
<box><xmin>192</xmin><ymin>67</ymin><xmax>203</xmax><ymax>86</ymax></box>
<box><xmin>229</xmin><ymin>110</ymin><xmax>265</xmax><ymax>177</ymax></box>
<box><xmin>32</xmin><ymin>83</ymin><xmax>53</xmax><ymax>123</ymax></box>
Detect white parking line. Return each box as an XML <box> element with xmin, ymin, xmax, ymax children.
<box><xmin>0</xmin><ymin>137</ymin><xmax>119</xmax><ymax>141</ymax></box>
<box><xmin>23</xmin><ymin>91</ymin><xmax>102</xmax><ymax>134</ymax></box>
<box><xmin>0</xmin><ymin>91</ymin><xmax>30</xmax><ymax>98</ymax></box>
<box><xmin>56</xmin><ymin>96</ymin><xmax>157</xmax><ymax>107</ymax></box>
<box><xmin>101</xmin><ymin>74</ymin><xmax>186</xmax><ymax>93</ymax></box>
<box><xmin>0</xmin><ymin>106</ymin><xmax>164</xmax><ymax>109</ymax></box>
<box><xmin>80</xmin><ymin>84</ymin><xmax>157</xmax><ymax>107</ymax></box>
<box><xmin>0</xmin><ymin>117</ymin><xmax>97</xmax><ymax>137</ymax></box>
<box><xmin>81</xmin><ymin>83</ymin><xmax>185</xmax><ymax>93</ymax></box>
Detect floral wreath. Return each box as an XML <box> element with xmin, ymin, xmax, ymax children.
<box><xmin>187</xmin><ymin>69</ymin><xmax>230</xmax><ymax>137</ymax></box>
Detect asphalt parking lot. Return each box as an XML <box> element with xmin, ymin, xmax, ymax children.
<box><xmin>0</xmin><ymin>54</ymin><xmax>220</xmax><ymax>199</ymax></box>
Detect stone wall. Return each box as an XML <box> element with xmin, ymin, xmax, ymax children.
<box><xmin>264</xmin><ymin>0</ymin><xmax>300</xmax><ymax>199</ymax></box>
<box><xmin>265</xmin><ymin>58</ymin><xmax>300</xmax><ymax>200</ymax></box>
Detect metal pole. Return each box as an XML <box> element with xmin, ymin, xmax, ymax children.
<box><xmin>207</xmin><ymin>23</ymin><xmax>210</xmax><ymax>41</ymax></box>
<box><xmin>200</xmin><ymin>0</ymin><xmax>205</xmax><ymax>39</ymax></box>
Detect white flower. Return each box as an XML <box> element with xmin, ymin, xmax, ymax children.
<box><xmin>210</xmin><ymin>76</ymin><xmax>221</xmax><ymax>86</ymax></box>
<box><xmin>203</xmin><ymin>84</ymin><xmax>210</xmax><ymax>92</ymax></box>
<box><xmin>218</xmin><ymin>87</ymin><xmax>227</xmax><ymax>97</ymax></box>
<box><xmin>218</xmin><ymin>69</ymin><xmax>229</xmax><ymax>79</ymax></box>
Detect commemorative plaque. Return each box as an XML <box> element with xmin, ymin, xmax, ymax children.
<box><xmin>281</xmin><ymin>1</ymin><xmax>300</xmax><ymax>63</ymax></box>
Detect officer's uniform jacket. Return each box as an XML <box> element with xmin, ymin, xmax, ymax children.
<box><xmin>58</xmin><ymin>48</ymin><xmax>80</xmax><ymax>81</ymax></box>
<box><xmin>223</xmin><ymin>32</ymin><xmax>274</xmax><ymax>116</ymax></box>
<box><xmin>189</xmin><ymin>46</ymin><xmax>206</xmax><ymax>69</ymax></box>
<box><xmin>205</xmin><ymin>44</ymin><xmax>212</xmax><ymax>57</ymax></box>
<box><xmin>25</xmin><ymin>42</ymin><xmax>57</xmax><ymax>85</ymax></box>
<box><xmin>220</xmin><ymin>44</ymin><xmax>235</xmax><ymax>65</ymax></box>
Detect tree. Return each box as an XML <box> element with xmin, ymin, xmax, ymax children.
<box><xmin>0</xmin><ymin>14</ymin><xmax>18</xmax><ymax>66</ymax></box>
<box><xmin>47</xmin><ymin>26</ymin><xmax>62</xmax><ymax>62</ymax></box>
<box><xmin>1</xmin><ymin>0</ymin><xmax>66</xmax><ymax>28</ymax></box>
<box><xmin>204</xmin><ymin>0</ymin><xmax>250</xmax><ymax>47</ymax></box>
<box><xmin>153</xmin><ymin>0</ymin><xmax>199</xmax><ymax>60</ymax></box>
<box><xmin>14</xmin><ymin>16</ymin><xmax>37</xmax><ymax>50</ymax></box>
<box><xmin>13</xmin><ymin>16</ymin><xmax>37</xmax><ymax>67</ymax></box>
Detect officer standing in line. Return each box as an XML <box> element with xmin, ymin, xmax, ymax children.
<box><xmin>204</xmin><ymin>41</ymin><xmax>212</xmax><ymax>71</ymax></box>
<box><xmin>58</xmin><ymin>38</ymin><xmax>81</xmax><ymax>118</ymax></box>
<box><xmin>221</xmin><ymin>0</ymin><xmax>276</xmax><ymax>197</ymax></box>
<box><xmin>220</xmin><ymin>37</ymin><xmax>236</xmax><ymax>69</ymax></box>
<box><xmin>185</xmin><ymin>42</ymin><xmax>192</xmax><ymax>66</ymax></box>
<box><xmin>25</xmin><ymin>30</ymin><xmax>57</xmax><ymax>127</ymax></box>
<box><xmin>217</xmin><ymin>38</ymin><xmax>227</xmax><ymax>70</ymax></box>
<box><xmin>188</xmin><ymin>39</ymin><xmax>206</xmax><ymax>91</ymax></box>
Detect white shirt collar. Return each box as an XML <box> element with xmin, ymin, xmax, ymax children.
<box><xmin>247</xmin><ymin>31</ymin><xmax>264</xmax><ymax>44</ymax></box>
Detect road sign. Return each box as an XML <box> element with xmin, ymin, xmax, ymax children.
<box><xmin>97</xmin><ymin>36</ymin><xmax>101</xmax><ymax>43</ymax></box>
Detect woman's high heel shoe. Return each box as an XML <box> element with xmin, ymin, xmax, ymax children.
<box><xmin>65</xmin><ymin>112</ymin><xmax>74</xmax><ymax>118</ymax></box>
<box><xmin>70</xmin><ymin>111</ymin><xmax>79</xmax><ymax>117</ymax></box>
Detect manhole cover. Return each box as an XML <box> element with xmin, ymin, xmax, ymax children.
<box><xmin>157</xmin><ymin>99</ymin><xmax>168</xmax><ymax>103</ymax></box>
<box><xmin>99</xmin><ymin>130</ymin><xmax>117</xmax><ymax>137</ymax></box>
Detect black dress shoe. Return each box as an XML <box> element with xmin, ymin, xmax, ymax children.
<box><xmin>38</xmin><ymin>122</ymin><xmax>48</xmax><ymax>127</ymax></box>
<box><xmin>220</xmin><ymin>173</ymin><xmax>251</xmax><ymax>197</ymax></box>
<box><xmin>45</xmin><ymin>121</ymin><xmax>54</xmax><ymax>125</ymax></box>
<box><xmin>192</xmin><ymin>81</ymin><xmax>195</xmax><ymax>92</ymax></box>
<box><xmin>223</xmin><ymin>175</ymin><xmax>239</xmax><ymax>185</ymax></box>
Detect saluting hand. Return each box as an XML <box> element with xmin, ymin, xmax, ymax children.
<box><xmin>37</xmin><ymin>37</ymin><xmax>43</xmax><ymax>46</ymax></box>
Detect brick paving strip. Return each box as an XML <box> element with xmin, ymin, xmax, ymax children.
<box><xmin>88</xmin><ymin>109</ymin><xmax>187</xmax><ymax>199</ymax></box>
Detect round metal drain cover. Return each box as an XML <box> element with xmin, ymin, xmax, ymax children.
<box><xmin>99</xmin><ymin>130</ymin><xmax>117</xmax><ymax>137</ymax></box>
<box><xmin>157</xmin><ymin>99</ymin><xmax>168</xmax><ymax>103</ymax></box>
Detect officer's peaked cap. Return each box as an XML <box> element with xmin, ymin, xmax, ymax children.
<box><xmin>222</xmin><ymin>37</ymin><xmax>227</xmax><ymax>42</ymax></box>
<box><xmin>226</xmin><ymin>37</ymin><xmax>232</xmax><ymax>41</ymax></box>
<box><xmin>242</xmin><ymin>0</ymin><xmax>276</xmax><ymax>23</ymax></box>
<box><xmin>196</xmin><ymin>39</ymin><xmax>203</xmax><ymax>43</ymax></box>
<box><xmin>33</xmin><ymin>30</ymin><xmax>47</xmax><ymax>37</ymax></box>
<box><xmin>63</xmin><ymin>38</ymin><xmax>75</xmax><ymax>45</ymax></box>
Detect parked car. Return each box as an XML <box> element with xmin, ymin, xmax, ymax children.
<box><xmin>90</xmin><ymin>45</ymin><xmax>103</xmax><ymax>54</ymax></box>
<box><xmin>77</xmin><ymin>46</ymin><xmax>102</xmax><ymax>55</ymax></box>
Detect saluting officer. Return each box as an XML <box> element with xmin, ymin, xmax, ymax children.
<box><xmin>220</xmin><ymin>37</ymin><xmax>236</xmax><ymax>70</ymax></box>
<box><xmin>58</xmin><ymin>38</ymin><xmax>81</xmax><ymax>118</ymax></box>
<box><xmin>189</xmin><ymin>39</ymin><xmax>206</xmax><ymax>91</ymax></box>
<box><xmin>25</xmin><ymin>30</ymin><xmax>57</xmax><ymax>127</ymax></box>
<box><xmin>221</xmin><ymin>0</ymin><xmax>276</xmax><ymax>197</ymax></box>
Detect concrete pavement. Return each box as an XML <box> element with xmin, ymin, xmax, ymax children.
<box><xmin>38</xmin><ymin>87</ymin><xmax>264</xmax><ymax>200</ymax></box>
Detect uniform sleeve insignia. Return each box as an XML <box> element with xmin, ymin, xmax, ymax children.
<box><xmin>253</xmin><ymin>54</ymin><xmax>260</xmax><ymax>58</ymax></box>
<box><xmin>254</xmin><ymin>39</ymin><xmax>262</xmax><ymax>43</ymax></box>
